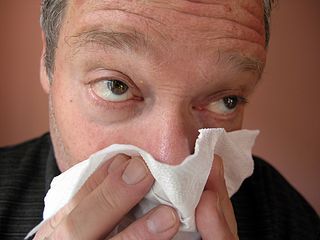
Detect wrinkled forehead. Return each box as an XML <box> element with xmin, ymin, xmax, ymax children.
<box><xmin>73</xmin><ymin>0</ymin><xmax>264</xmax><ymax>16</ymax></box>
<box><xmin>64</xmin><ymin>0</ymin><xmax>266</xmax><ymax>60</ymax></box>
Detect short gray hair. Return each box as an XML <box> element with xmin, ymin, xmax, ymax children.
<box><xmin>40</xmin><ymin>0</ymin><xmax>277</xmax><ymax>79</ymax></box>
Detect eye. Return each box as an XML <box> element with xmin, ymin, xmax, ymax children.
<box><xmin>90</xmin><ymin>79</ymin><xmax>133</xmax><ymax>102</ymax></box>
<box><xmin>206</xmin><ymin>96</ymin><xmax>247</xmax><ymax>115</ymax></box>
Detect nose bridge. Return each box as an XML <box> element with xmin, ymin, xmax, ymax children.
<box><xmin>139</xmin><ymin>102</ymin><xmax>200</xmax><ymax>165</ymax></box>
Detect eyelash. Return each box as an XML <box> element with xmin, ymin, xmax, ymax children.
<box><xmin>88</xmin><ymin>82</ymin><xmax>140</xmax><ymax>110</ymax></box>
<box><xmin>87</xmin><ymin>76</ymin><xmax>248</xmax><ymax>120</ymax></box>
<box><xmin>203</xmin><ymin>95</ymin><xmax>248</xmax><ymax>119</ymax></box>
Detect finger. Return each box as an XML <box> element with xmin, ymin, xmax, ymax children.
<box><xmin>111</xmin><ymin>205</ymin><xmax>179</xmax><ymax>240</ymax></box>
<box><xmin>196</xmin><ymin>190</ymin><xmax>236</xmax><ymax>240</ymax></box>
<box><xmin>34</xmin><ymin>154</ymin><xmax>131</xmax><ymax>239</ymax></box>
<box><xmin>205</xmin><ymin>155</ymin><xmax>237</xmax><ymax>235</ymax></box>
<box><xmin>72</xmin><ymin>154</ymin><xmax>131</xmax><ymax>207</ymax></box>
<box><xmin>49</xmin><ymin>156</ymin><xmax>154</xmax><ymax>239</ymax></box>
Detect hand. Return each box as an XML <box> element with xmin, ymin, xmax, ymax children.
<box><xmin>196</xmin><ymin>156</ymin><xmax>239</xmax><ymax>240</ymax></box>
<box><xmin>34</xmin><ymin>154</ymin><xmax>180</xmax><ymax>239</ymax></box>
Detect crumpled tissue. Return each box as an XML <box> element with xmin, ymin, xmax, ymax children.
<box><xmin>26</xmin><ymin>128</ymin><xmax>259</xmax><ymax>239</ymax></box>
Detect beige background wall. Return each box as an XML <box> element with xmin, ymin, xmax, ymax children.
<box><xmin>0</xmin><ymin>1</ymin><xmax>319</xmax><ymax>213</ymax></box>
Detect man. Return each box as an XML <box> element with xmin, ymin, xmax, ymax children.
<box><xmin>0</xmin><ymin>0</ymin><xmax>319</xmax><ymax>239</ymax></box>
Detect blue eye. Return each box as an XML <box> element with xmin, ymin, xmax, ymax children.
<box><xmin>91</xmin><ymin>79</ymin><xmax>133</xmax><ymax>102</ymax></box>
<box><xmin>206</xmin><ymin>96</ymin><xmax>247</xmax><ymax>114</ymax></box>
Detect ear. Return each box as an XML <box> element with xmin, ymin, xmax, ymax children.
<box><xmin>40</xmin><ymin>32</ymin><xmax>50</xmax><ymax>94</ymax></box>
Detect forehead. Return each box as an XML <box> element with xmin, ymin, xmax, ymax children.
<box><xmin>63</xmin><ymin>0</ymin><xmax>266</xmax><ymax>61</ymax></box>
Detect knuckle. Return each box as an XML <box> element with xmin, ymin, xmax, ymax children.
<box><xmin>48</xmin><ymin>203</ymin><xmax>73</xmax><ymax>230</ymax></box>
<box><xmin>119</xmin><ymin>232</ymin><xmax>140</xmax><ymax>240</ymax></box>
<box><xmin>115</xmin><ymin>226</ymin><xmax>150</xmax><ymax>240</ymax></box>
<box><xmin>49</xmin><ymin>211</ymin><xmax>62</xmax><ymax>230</ymax></box>
<box><xmin>96</xmin><ymin>181</ymin><xmax>122</xmax><ymax>212</ymax></box>
<box><xmin>84</xmin><ymin>163</ymin><xmax>111</xmax><ymax>194</ymax></box>
<box><xmin>84</xmin><ymin>172</ymin><xmax>102</xmax><ymax>193</ymax></box>
<box><xmin>116</xmin><ymin>232</ymin><xmax>138</xmax><ymax>240</ymax></box>
<box><xmin>52</xmin><ymin>217</ymin><xmax>82</xmax><ymax>240</ymax></box>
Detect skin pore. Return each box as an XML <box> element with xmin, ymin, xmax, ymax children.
<box><xmin>41</xmin><ymin>0</ymin><xmax>266</xmax><ymax>172</ymax></box>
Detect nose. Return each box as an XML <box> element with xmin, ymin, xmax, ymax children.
<box><xmin>133</xmin><ymin>104</ymin><xmax>201</xmax><ymax>165</ymax></box>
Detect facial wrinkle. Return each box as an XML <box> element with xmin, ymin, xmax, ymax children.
<box><xmin>154</xmin><ymin>1</ymin><xmax>263</xmax><ymax>34</ymax></box>
<box><xmin>92</xmin><ymin>0</ymin><xmax>264</xmax><ymax>35</ymax></box>
<box><xmin>78</xmin><ymin>0</ymin><xmax>167</xmax><ymax>27</ymax></box>
<box><xmin>70</xmin><ymin>2</ymin><xmax>170</xmax><ymax>57</ymax></box>
<box><xmin>49</xmin><ymin>93</ymin><xmax>71</xmax><ymax>171</ymax></box>
<box><xmin>176</xmin><ymin>0</ymin><xmax>264</xmax><ymax>20</ymax></box>
<box><xmin>239</xmin><ymin>0</ymin><xmax>264</xmax><ymax>19</ymax></box>
<box><xmin>68</xmin><ymin>0</ymin><xmax>266</xmax><ymax>77</ymax></box>
<box><xmin>78</xmin><ymin>0</ymin><xmax>265</xmax><ymax>48</ymax></box>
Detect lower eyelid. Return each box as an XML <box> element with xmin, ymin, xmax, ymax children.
<box><xmin>89</xmin><ymin>90</ymin><xmax>134</xmax><ymax>109</ymax></box>
<box><xmin>88</xmin><ymin>85</ymin><xmax>143</xmax><ymax>109</ymax></box>
<box><xmin>203</xmin><ymin>107</ymin><xmax>243</xmax><ymax>121</ymax></box>
<box><xmin>200</xmin><ymin>98</ymin><xmax>247</xmax><ymax>118</ymax></box>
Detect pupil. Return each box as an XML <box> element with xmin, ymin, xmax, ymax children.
<box><xmin>107</xmin><ymin>80</ymin><xmax>128</xmax><ymax>95</ymax></box>
<box><xmin>223</xmin><ymin>96</ymin><xmax>238</xmax><ymax>109</ymax></box>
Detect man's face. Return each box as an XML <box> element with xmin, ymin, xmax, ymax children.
<box><xmin>42</xmin><ymin>0</ymin><xmax>266</xmax><ymax>171</ymax></box>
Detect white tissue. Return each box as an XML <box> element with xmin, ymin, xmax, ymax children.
<box><xmin>26</xmin><ymin>128</ymin><xmax>258</xmax><ymax>239</ymax></box>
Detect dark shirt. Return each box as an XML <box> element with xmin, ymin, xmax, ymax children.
<box><xmin>0</xmin><ymin>133</ymin><xmax>319</xmax><ymax>239</ymax></box>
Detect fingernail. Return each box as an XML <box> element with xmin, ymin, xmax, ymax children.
<box><xmin>147</xmin><ymin>206</ymin><xmax>177</xmax><ymax>233</ymax></box>
<box><xmin>122</xmin><ymin>157</ymin><xmax>147</xmax><ymax>184</ymax></box>
<box><xmin>108</xmin><ymin>154</ymin><xmax>130</xmax><ymax>173</ymax></box>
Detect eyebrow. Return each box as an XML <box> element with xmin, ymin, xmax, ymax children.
<box><xmin>218</xmin><ymin>52</ymin><xmax>265</xmax><ymax>77</ymax></box>
<box><xmin>69</xmin><ymin>28</ymin><xmax>264</xmax><ymax>76</ymax></box>
<box><xmin>69</xmin><ymin>28</ymin><xmax>149</xmax><ymax>53</ymax></box>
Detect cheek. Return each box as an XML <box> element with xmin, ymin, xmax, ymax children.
<box><xmin>51</xmin><ymin>89</ymin><xmax>126</xmax><ymax>167</ymax></box>
<box><xmin>199</xmin><ymin>107</ymin><xmax>245</xmax><ymax>131</ymax></box>
<box><xmin>221</xmin><ymin>111</ymin><xmax>244</xmax><ymax>131</ymax></box>
<box><xmin>50</xmin><ymin>70</ymin><xmax>123</xmax><ymax>167</ymax></box>
<box><xmin>50</xmin><ymin>58</ymin><xmax>140</xmax><ymax>167</ymax></box>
